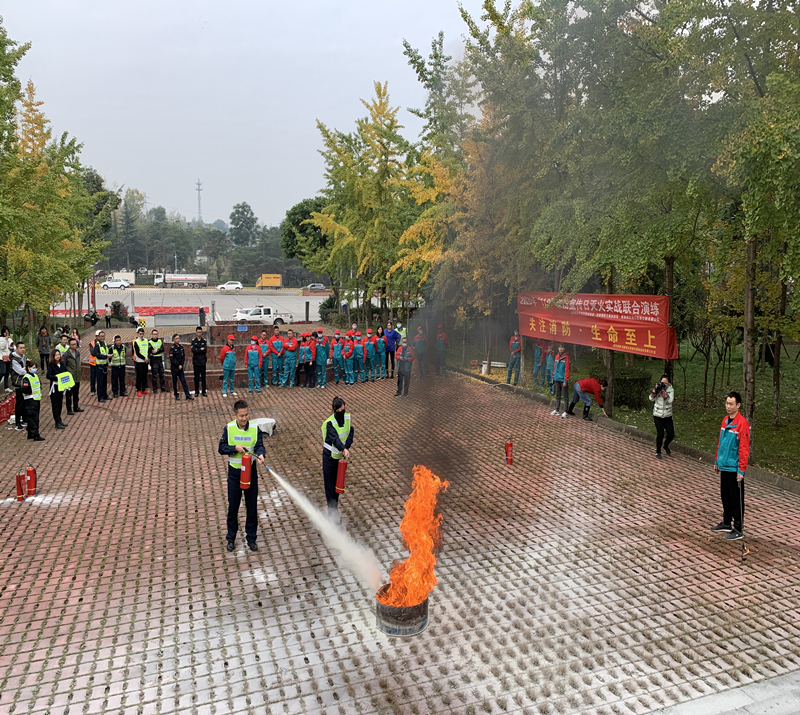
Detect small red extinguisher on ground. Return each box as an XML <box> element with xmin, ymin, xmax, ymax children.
<box><xmin>240</xmin><ymin>453</ymin><xmax>252</xmax><ymax>490</ymax></box>
<box><xmin>505</xmin><ymin>438</ymin><xmax>513</xmax><ymax>466</ymax></box>
<box><xmin>26</xmin><ymin>464</ymin><xmax>37</xmax><ymax>497</ymax></box>
<box><xmin>15</xmin><ymin>470</ymin><xmax>26</xmax><ymax>502</ymax></box>
<box><xmin>336</xmin><ymin>460</ymin><xmax>348</xmax><ymax>494</ymax></box>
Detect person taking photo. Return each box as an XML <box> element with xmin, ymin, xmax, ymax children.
<box><xmin>650</xmin><ymin>373</ymin><xmax>675</xmax><ymax>460</ymax></box>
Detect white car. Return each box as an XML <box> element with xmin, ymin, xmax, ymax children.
<box><xmin>306</xmin><ymin>283</ymin><xmax>326</xmax><ymax>291</ymax></box>
<box><xmin>217</xmin><ymin>281</ymin><xmax>243</xmax><ymax>291</ymax></box>
<box><xmin>101</xmin><ymin>279</ymin><xmax>128</xmax><ymax>290</ymax></box>
<box><xmin>233</xmin><ymin>305</ymin><xmax>293</xmax><ymax>325</ymax></box>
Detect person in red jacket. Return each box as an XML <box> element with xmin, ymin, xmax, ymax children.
<box><xmin>712</xmin><ymin>391</ymin><xmax>751</xmax><ymax>541</ymax></box>
<box><xmin>343</xmin><ymin>330</ymin><xmax>356</xmax><ymax>384</ymax></box>
<box><xmin>395</xmin><ymin>336</ymin><xmax>415</xmax><ymax>397</ymax></box>
<box><xmin>280</xmin><ymin>329</ymin><xmax>298</xmax><ymax>387</ymax></box>
<box><xmin>567</xmin><ymin>377</ymin><xmax>608</xmax><ymax>420</ymax></box>
<box><xmin>317</xmin><ymin>326</ymin><xmax>328</xmax><ymax>348</ymax></box>
<box><xmin>245</xmin><ymin>336</ymin><xmax>263</xmax><ymax>394</ymax></box>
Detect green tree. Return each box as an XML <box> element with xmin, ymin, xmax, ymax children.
<box><xmin>229</xmin><ymin>202</ymin><xmax>258</xmax><ymax>247</ymax></box>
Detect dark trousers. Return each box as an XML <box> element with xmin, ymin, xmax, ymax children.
<box><xmin>50</xmin><ymin>389</ymin><xmax>63</xmax><ymax>425</ymax></box>
<box><xmin>96</xmin><ymin>366</ymin><xmax>108</xmax><ymax>401</ymax></box>
<box><xmin>15</xmin><ymin>388</ymin><xmax>26</xmax><ymax>426</ymax></box>
<box><xmin>386</xmin><ymin>349</ymin><xmax>396</xmax><ymax>375</ymax></box>
<box><xmin>1</xmin><ymin>362</ymin><xmax>9</xmax><ymax>390</ymax></box>
<box><xmin>150</xmin><ymin>358</ymin><xmax>167</xmax><ymax>392</ymax></box>
<box><xmin>25</xmin><ymin>400</ymin><xmax>40</xmax><ymax>439</ymax></box>
<box><xmin>111</xmin><ymin>366</ymin><xmax>127</xmax><ymax>396</ymax></box>
<box><xmin>720</xmin><ymin>471</ymin><xmax>744</xmax><ymax>531</ymax></box>
<box><xmin>554</xmin><ymin>381</ymin><xmax>567</xmax><ymax>411</ymax></box>
<box><xmin>90</xmin><ymin>365</ymin><xmax>96</xmax><ymax>393</ymax></box>
<box><xmin>134</xmin><ymin>362</ymin><xmax>148</xmax><ymax>392</ymax></box>
<box><xmin>416</xmin><ymin>353</ymin><xmax>427</xmax><ymax>377</ymax></box>
<box><xmin>226</xmin><ymin>467</ymin><xmax>258</xmax><ymax>543</ymax></box>
<box><xmin>105</xmin><ymin>316</ymin><xmax>111</xmax><ymax>328</ymax></box>
<box><xmin>39</xmin><ymin>353</ymin><xmax>48</xmax><ymax>371</ymax></box>
<box><xmin>397</xmin><ymin>368</ymin><xmax>411</xmax><ymax>396</ymax></box>
<box><xmin>193</xmin><ymin>364</ymin><xmax>207</xmax><ymax>395</ymax></box>
<box><xmin>323</xmin><ymin>453</ymin><xmax>340</xmax><ymax>513</ymax></box>
<box><xmin>654</xmin><ymin>415</ymin><xmax>674</xmax><ymax>454</ymax></box>
<box><xmin>65</xmin><ymin>383</ymin><xmax>80</xmax><ymax>411</ymax></box>
<box><xmin>172</xmin><ymin>369</ymin><xmax>190</xmax><ymax>396</ymax></box>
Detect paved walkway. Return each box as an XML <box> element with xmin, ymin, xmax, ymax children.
<box><xmin>1</xmin><ymin>372</ymin><xmax>799</xmax><ymax>715</ymax></box>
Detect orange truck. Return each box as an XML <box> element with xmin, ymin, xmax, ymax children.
<box><xmin>256</xmin><ymin>273</ymin><xmax>282</xmax><ymax>289</ymax></box>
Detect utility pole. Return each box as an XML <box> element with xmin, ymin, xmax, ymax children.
<box><xmin>195</xmin><ymin>180</ymin><xmax>203</xmax><ymax>224</ymax></box>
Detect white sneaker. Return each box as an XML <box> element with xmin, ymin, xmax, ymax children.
<box><xmin>561</xmin><ymin>412</ymin><xmax>567</xmax><ymax>419</ymax></box>
<box><xmin>222</xmin><ymin>393</ymin><xmax>227</xmax><ymax>397</ymax></box>
<box><xmin>550</xmin><ymin>410</ymin><xmax>559</xmax><ymax>416</ymax></box>
<box><xmin>232</xmin><ymin>391</ymin><xmax>238</xmax><ymax>396</ymax></box>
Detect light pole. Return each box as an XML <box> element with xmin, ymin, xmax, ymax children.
<box><xmin>174</xmin><ymin>253</ymin><xmax>178</xmax><ymax>273</ymax></box>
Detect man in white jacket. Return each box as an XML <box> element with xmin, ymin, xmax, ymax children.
<box><xmin>650</xmin><ymin>373</ymin><xmax>675</xmax><ymax>459</ymax></box>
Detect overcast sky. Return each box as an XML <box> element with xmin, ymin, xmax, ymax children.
<box><xmin>2</xmin><ymin>1</ymin><xmax>483</xmax><ymax>227</ymax></box>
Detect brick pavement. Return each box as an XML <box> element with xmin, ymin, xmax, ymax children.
<box><xmin>1</xmin><ymin>372</ymin><xmax>799</xmax><ymax>715</ymax></box>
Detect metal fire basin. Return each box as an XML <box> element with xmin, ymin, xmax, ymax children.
<box><xmin>375</xmin><ymin>584</ymin><xmax>429</xmax><ymax>637</ymax></box>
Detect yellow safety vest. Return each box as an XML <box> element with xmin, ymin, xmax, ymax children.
<box><xmin>23</xmin><ymin>373</ymin><xmax>42</xmax><ymax>401</ymax></box>
<box><xmin>135</xmin><ymin>338</ymin><xmax>149</xmax><ymax>362</ymax></box>
<box><xmin>227</xmin><ymin>420</ymin><xmax>258</xmax><ymax>469</ymax></box>
<box><xmin>321</xmin><ymin>413</ymin><xmax>351</xmax><ymax>459</ymax></box>
<box><xmin>94</xmin><ymin>343</ymin><xmax>109</xmax><ymax>365</ymax></box>
<box><xmin>110</xmin><ymin>345</ymin><xmax>126</xmax><ymax>367</ymax></box>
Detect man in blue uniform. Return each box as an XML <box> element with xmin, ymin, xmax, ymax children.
<box><xmin>218</xmin><ymin>400</ymin><xmax>267</xmax><ymax>552</ymax></box>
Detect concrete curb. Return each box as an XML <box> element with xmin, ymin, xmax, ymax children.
<box><xmin>450</xmin><ymin>366</ymin><xmax>800</xmax><ymax>497</ymax></box>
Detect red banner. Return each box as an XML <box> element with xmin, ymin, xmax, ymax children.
<box><xmin>518</xmin><ymin>292</ymin><xmax>678</xmax><ymax>360</ymax></box>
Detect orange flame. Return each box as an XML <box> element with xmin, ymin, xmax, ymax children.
<box><xmin>376</xmin><ymin>465</ymin><xmax>449</xmax><ymax>607</ymax></box>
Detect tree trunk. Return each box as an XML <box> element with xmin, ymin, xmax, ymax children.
<box><xmin>742</xmin><ymin>237</ymin><xmax>757</xmax><ymax>421</ymax></box>
<box><xmin>702</xmin><ymin>352</ymin><xmax>710</xmax><ymax>408</ymax></box>
<box><xmin>461</xmin><ymin>330</ymin><xmax>466</xmax><ymax>368</ymax></box>
<box><xmin>773</xmin><ymin>270</ymin><xmax>787</xmax><ymax>427</ymax></box>
<box><xmin>605</xmin><ymin>270</ymin><xmax>615</xmax><ymax>418</ymax></box>
<box><xmin>663</xmin><ymin>255</ymin><xmax>675</xmax><ymax>380</ymax></box>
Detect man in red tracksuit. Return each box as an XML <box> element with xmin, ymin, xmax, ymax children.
<box><xmin>280</xmin><ymin>329</ymin><xmax>298</xmax><ymax>387</ymax></box>
<box><xmin>395</xmin><ymin>336</ymin><xmax>415</xmax><ymax>397</ymax></box>
<box><xmin>343</xmin><ymin>331</ymin><xmax>355</xmax><ymax>385</ymax></box>
<box><xmin>567</xmin><ymin>377</ymin><xmax>608</xmax><ymax>420</ymax></box>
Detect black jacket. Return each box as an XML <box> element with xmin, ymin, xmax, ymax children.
<box><xmin>169</xmin><ymin>343</ymin><xmax>186</xmax><ymax>371</ymax></box>
<box><xmin>191</xmin><ymin>337</ymin><xmax>207</xmax><ymax>366</ymax></box>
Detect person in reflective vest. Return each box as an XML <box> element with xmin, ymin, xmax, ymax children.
<box><xmin>56</xmin><ymin>334</ymin><xmax>69</xmax><ymax>356</ymax></box>
<box><xmin>21</xmin><ymin>360</ymin><xmax>44</xmax><ymax>441</ymax></box>
<box><xmin>148</xmin><ymin>329</ymin><xmax>168</xmax><ymax>394</ymax></box>
<box><xmin>507</xmin><ymin>329</ymin><xmax>521</xmax><ymax>386</ymax></box>
<box><xmin>270</xmin><ymin>326</ymin><xmax>285</xmax><ymax>386</ymax></box>
<box><xmin>218</xmin><ymin>399</ymin><xmax>266</xmax><ymax>552</ymax></box>
<box><xmin>91</xmin><ymin>330</ymin><xmax>110</xmax><ymax>402</ymax></box>
<box><xmin>280</xmin><ymin>329</ymin><xmax>298</xmax><ymax>388</ymax></box>
<box><xmin>132</xmin><ymin>327</ymin><xmax>150</xmax><ymax>396</ymax></box>
<box><xmin>46</xmin><ymin>348</ymin><xmax>70</xmax><ymax>429</ymax></box>
<box><xmin>322</xmin><ymin>396</ymin><xmax>354</xmax><ymax>517</ymax></box>
<box><xmin>64</xmin><ymin>337</ymin><xmax>84</xmax><ymax>414</ymax></box>
<box><xmin>110</xmin><ymin>335</ymin><xmax>128</xmax><ymax>398</ymax></box>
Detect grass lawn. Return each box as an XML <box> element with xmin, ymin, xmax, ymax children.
<box><xmin>456</xmin><ymin>338</ymin><xmax>800</xmax><ymax>481</ymax></box>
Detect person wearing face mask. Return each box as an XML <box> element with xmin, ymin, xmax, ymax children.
<box><xmin>298</xmin><ymin>333</ymin><xmax>313</xmax><ymax>388</ymax></box>
<box><xmin>269</xmin><ymin>326</ymin><xmax>285</xmax><ymax>386</ymax></box>
<box><xmin>395</xmin><ymin>336</ymin><xmax>415</xmax><ymax>397</ymax></box>
<box><xmin>258</xmin><ymin>329</ymin><xmax>271</xmax><ymax>390</ymax></box>
<box><xmin>315</xmin><ymin>333</ymin><xmax>328</xmax><ymax>388</ymax></box>
<box><xmin>280</xmin><ymin>329</ymin><xmax>298</xmax><ymax>388</ymax></box>
<box><xmin>322</xmin><ymin>396</ymin><xmax>353</xmax><ymax>517</ymax></box>
<box><xmin>343</xmin><ymin>331</ymin><xmax>355</xmax><ymax>385</ymax></box>
<box><xmin>21</xmin><ymin>360</ymin><xmax>44</xmax><ymax>441</ymax></box>
<box><xmin>352</xmin><ymin>331</ymin><xmax>365</xmax><ymax>384</ymax></box>
<box><xmin>384</xmin><ymin>321</ymin><xmax>400</xmax><ymax>378</ymax></box>
<box><xmin>220</xmin><ymin>335</ymin><xmax>237</xmax><ymax>397</ymax></box>
<box><xmin>169</xmin><ymin>334</ymin><xmax>194</xmax><ymax>401</ymax></box>
<box><xmin>395</xmin><ymin>321</ymin><xmax>407</xmax><ymax>341</ymax></box>
<box><xmin>47</xmin><ymin>348</ymin><xmax>73</xmax><ymax>429</ymax></box>
<box><xmin>64</xmin><ymin>338</ymin><xmax>83</xmax><ymax>414</ymax></box>
<box><xmin>331</xmin><ymin>330</ymin><xmax>345</xmax><ymax>384</ymax></box>
<box><xmin>507</xmin><ymin>329</ymin><xmax>522</xmax><ymax>386</ymax></box>
<box><xmin>374</xmin><ymin>326</ymin><xmax>387</xmax><ymax>380</ymax></box>
<box><xmin>412</xmin><ymin>326</ymin><xmax>428</xmax><ymax>377</ymax></box>
<box><xmin>364</xmin><ymin>328</ymin><xmax>377</xmax><ymax>382</ymax></box>
<box><xmin>109</xmin><ymin>335</ymin><xmax>128</xmax><ymax>398</ymax></box>
<box><xmin>246</xmin><ymin>336</ymin><xmax>263</xmax><ymax>394</ymax></box>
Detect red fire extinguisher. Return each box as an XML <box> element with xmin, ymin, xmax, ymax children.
<box><xmin>26</xmin><ymin>465</ymin><xmax>37</xmax><ymax>497</ymax></box>
<box><xmin>335</xmin><ymin>460</ymin><xmax>348</xmax><ymax>494</ymax></box>
<box><xmin>15</xmin><ymin>470</ymin><xmax>26</xmax><ymax>502</ymax></box>
<box><xmin>505</xmin><ymin>438</ymin><xmax>513</xmax><ymax>466</ymax></box>
<box><xmin>240</xmin><ymin>453</ymin><xmax>252</xmax><ymax>490</ymax></box>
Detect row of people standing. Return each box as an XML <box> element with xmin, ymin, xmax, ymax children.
<box><xmin>218</xmin><ymin>321</ymin><xmax>451</xmax><ymax>397</ymax></box>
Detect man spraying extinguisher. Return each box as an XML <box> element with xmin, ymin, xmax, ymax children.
<box><xmin>218</xmin><ymin>400</ymin><xmax>267</xmax><ymax>552</ymax></box>
<box><xmin>322</xmin><ymin>396</ymin><xmax>354</xmax><ymax>519</ymax></box>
